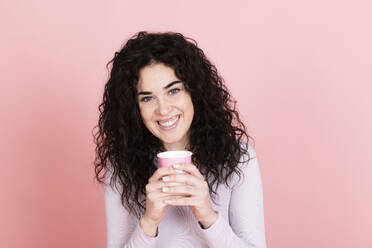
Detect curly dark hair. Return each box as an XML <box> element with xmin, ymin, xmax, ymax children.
<box><xmin>93</xmin><ymin>31</ymin><xmax>253</xmax><ymax>217</ymax></box>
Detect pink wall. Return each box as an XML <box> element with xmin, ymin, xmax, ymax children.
<box><xmin>1</xmin><ymin>0</ymin><xmax>371</xmax><ymax>247</ymax></box>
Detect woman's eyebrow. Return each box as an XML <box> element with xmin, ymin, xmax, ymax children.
<box><xmin>164</xmin><ymin>80</ymin><xmax>182</xmax><ymax>89</ymax></box>
<box><xmin>137</xmin><ymin>91</ymin><xmax>152</xmax><ymax>96</ymax></box>
<box><xmin>137</xmin><ymin>80</ymin><xmax>182</xmax><ymax>95</ymax></box>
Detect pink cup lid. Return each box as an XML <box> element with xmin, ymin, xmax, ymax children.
<box><xmin>157</xmin><ymin>150</ymin><xmax>192</xmax><ymax>158</ymax></box>
<box><xmin>157</xmin><ymin>151</ymin><xmax>192</xmax><ymax>167</ymax></box>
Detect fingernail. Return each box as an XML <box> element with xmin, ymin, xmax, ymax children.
<box><xmin>177</xmin><ymin>170</ymin><xmax>184</xmax><ymax>174</ymax></box>
<box><xmin>173</xmin><ymin>164</ymin><xmax>180</xmax><ymax>168</ymax></box>
<box><xmin>162</xmin><ymin>176</ymin><xmax>169</xmax><ymax>181</ymax></box>
<box><xmin>162</xmin><ymin>187</ymin><xmax>169</xmax><ymax>192</ymax></box>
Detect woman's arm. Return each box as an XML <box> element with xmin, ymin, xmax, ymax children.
<box><xmin>198</xmin><ymin>147</ymin><xmax>267</xmax><ymax>248</ymax></box>
<box><xmin>105</xmin><ymin>167</ymin><xmax>158</xmax><ymax>248</ymax></box>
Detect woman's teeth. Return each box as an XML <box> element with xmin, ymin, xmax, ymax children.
<box><xmin>158</xmin><ymin>115</ymin><xmax>179</xmax><ymax>127</ymax></box>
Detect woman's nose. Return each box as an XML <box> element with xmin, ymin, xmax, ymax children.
<box><xmin>157</xmin><ymin>99</ymin><xmax>171</xmax><ymax>115</ymax></box>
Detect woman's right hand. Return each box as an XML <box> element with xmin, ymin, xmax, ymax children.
<box><xmin>139</xmin><ymin>166</ymin><xmax>184</xmax><ymax>237</ymax></box>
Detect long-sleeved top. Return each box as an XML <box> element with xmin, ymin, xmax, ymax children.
<box><xmin>105</xmin><ymin>146</ymin><xmax>267</xmax><ymax>247</ymax></box>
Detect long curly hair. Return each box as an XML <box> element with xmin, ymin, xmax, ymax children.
<box><xmin>93</xmin><ymin>31</ymin><xmax>253</xmax><ymax>217</ymax></box>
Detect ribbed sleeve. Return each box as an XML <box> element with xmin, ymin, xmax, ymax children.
<box><xmin>198</xmin><ymin>148</ymin><xmax>266</xmax><ymax>247</ymax></box>
<box><xmin>104</xmin><ymin>165</ymin><xmax>158</xmax><ymax>248</ymax></box>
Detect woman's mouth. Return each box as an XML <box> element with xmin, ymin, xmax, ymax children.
<box><xmin>157</xmin><ymin>115</ymin><xmax>180</xmax><ymax>130</ymax></box>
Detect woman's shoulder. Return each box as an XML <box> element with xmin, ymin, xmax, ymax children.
<box><xmin>239</xmin><ymin>142</ymin><xmax>258</xmax><ymax>164</ymax></box>
<box><xmin>228</xmin><ymin>142</ymin><xmax>260</xmax><ymax>188</ymax></box>
<box><xmin>104</xmin><ymin>158</ymin><xmax>123</xmax><ymax>193</ymax></box>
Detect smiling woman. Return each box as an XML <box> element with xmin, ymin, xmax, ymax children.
<box><xmin>137</xmin><ymin>63</ymin><xmax>194</xmax><ymax>151</ymax></box>
<box><xmin>93</xmin><ymin>31</ymin><xmax>266</xmax><ymax>247</ymax></box>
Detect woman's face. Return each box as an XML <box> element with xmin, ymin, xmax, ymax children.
<box><xmin>137</xmin><ymin>63</ymin><xmax>194</xmax><ymax>151</ymax></box>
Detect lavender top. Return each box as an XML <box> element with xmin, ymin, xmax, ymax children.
<box><xmin>105</xmin><ymin>146</ymin><xmax>267</xmax><ymax>247</ymax></box>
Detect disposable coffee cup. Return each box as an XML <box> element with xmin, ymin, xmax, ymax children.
<box><xmin>157</xmin><ymin>150</ymin><xmax>192</xmax><ymax>168</ymax></box>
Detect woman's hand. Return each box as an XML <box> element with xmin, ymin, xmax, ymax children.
<box><xmin>161</xmin><ymin>163</ymin><xmax>218</xmax><ymax>229</ymax></box>
<box><xmin>140</xmin><ymin>166</ymin><xmax>185</xmax><ymax>237</ymax></box>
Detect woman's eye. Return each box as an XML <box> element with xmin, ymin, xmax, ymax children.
<box><xmin>140</xmin><ymin>96</ymin><xmax>153</xmax><ymax>102</ymax></box>
<box><xmin>169</xmin><ymin>88</ymin><xmax>180</xmax><ymax>95</ymax></box>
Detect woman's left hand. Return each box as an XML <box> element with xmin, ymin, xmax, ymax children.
<box><xmin>161</xmin><ymin>163</ymin><xmax>218</xmax><ymax>229</ymax></box>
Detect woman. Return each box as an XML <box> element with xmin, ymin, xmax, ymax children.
<box><xmin>94</xmin><ymin>31</ymin><xmax>266</xmax><ymax>247</ymax></box>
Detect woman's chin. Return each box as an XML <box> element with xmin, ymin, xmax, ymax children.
<box><xmin>160</xmin><ymin>137</ymin><xmax>187</xmax><ymax>150</ymax></box>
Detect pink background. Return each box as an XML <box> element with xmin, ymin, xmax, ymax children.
<box><xmin>1</xmin><ymin>0</ymin><xmax>371</xmax><ymax>247</ymax></box>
